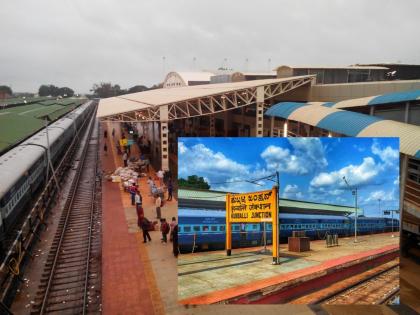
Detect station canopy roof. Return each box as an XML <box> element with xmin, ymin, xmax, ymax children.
<box><xmin>265</xmin><ymin>102</ymin><xmax>420</xmax><ymax>158</ymax></box>
<box><xmin>308</xmin><ymin>89</ymin><xmax>420</xmax><ymax>109</ymax></box>
<box><xmin>96</xmin><ymin>75</ymin><xmax>315</xmax><ymax>121</ymax></box>
<box><xmin>178</xmin><ymin>188</ymin><xmax>358</xmax><ymax>215</ymax></box>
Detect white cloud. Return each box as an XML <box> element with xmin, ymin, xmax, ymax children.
<box><xmin>364</xmin><ymin>190</ymin><xmax>397</xmax><ymax>203</ymax></box>
<box><xmin>178</xmin><ymin>142</ymin><xmax>249</xmax><ymax>178</ymax></box>
<box><xmin>261</xmin><ymin>138</ymin><xmax>327</xmax><ymax>175</ymax></box>
<box><xmin>282</xmin><ymin>184</ymin><xmax>303</xmax><ymax>199</ymax></box>
<box><xmin>310</xmin><ymin>157</ymin><xmax>380</xmax><ymax>189</ymax></box>
<box><xmin>178</xmin><ymin>142</ymin><xmax>271</xmax><ymax>192</ymax></box>
<box><xmin>371</xmin><ymin>140</ymin><xmax>399</xmax><ymax>167</ymax></box>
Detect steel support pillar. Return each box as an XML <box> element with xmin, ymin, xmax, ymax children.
<box><xmin>256</xmin><ymin>86</ymin><xmax>264</xmax><ymax>137</ymax></box>
<box><xmin>159</xmin><ymin>105</ymin><xmax>169</xmax><ymax>171</ymax></box>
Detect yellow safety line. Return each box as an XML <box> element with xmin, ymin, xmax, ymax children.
<box><xmin>104</xmin><ymin>122</ymin><xmax>165</xmax><ymax>315</ymax></box>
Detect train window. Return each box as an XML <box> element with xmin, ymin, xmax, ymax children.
<box><xmin>233</xmin><ymin>225</ymin><xmax>239</xmax><ymax>231</ymax></box>
<box><xmin>203</xmin><ymin>226</ymin><xmax>209</xmax><ymax>231</ymax></box>
<box><xmin>253</xmin><ymin>224</ymin><xmax>258</xmax><ymax>230</ymax></box>
<box><xmin>183</xmin><ymin>226</ymin><xmax>191</xmax><ymax>232</ymax></box>
<box><xmin>219</xmin><ymin>226</ymin><xmax>225</xmax><ymax>231</ymax></box>
<box><xmin>211</xmin><ymin>226</ymin><xmax>217</xmax><ymax>232</ymax></box>
<box><xmin>193</xmin><ymin>226</ymin><xmax>200</xmax><ymax>232</ymax></box>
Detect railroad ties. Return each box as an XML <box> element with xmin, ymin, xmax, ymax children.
<box><xmin>31</xmin><ymin>118</ymin><xmax>101</xmax><ymax>315</ymax></box>
<box><xmin>323</xmin><ymin>265</ymin><xmax>399</xmax><ymax>305</ymax></box>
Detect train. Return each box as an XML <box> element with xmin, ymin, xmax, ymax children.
<box><xmin>0</xmin><ymin>101</ymin><xmax>95</xmax><ymax>250</ymax></box>
<box><xmin>178</xmin><ymin>208</ymin><xmax>400</xmax><ymax>252</ymax></box>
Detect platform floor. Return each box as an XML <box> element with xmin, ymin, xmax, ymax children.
<box><xmin>178</xmin><ymin>233</ymin><xmax>399</xmax><ymax>303</ymax></box>
<box><xmin>98</xmin><ymin>121</ymin><xmax>408</xmax><ymax>315</ymax></box>
<box><xmin>101</xmin><ymin>122</ymin><xmax>177</xmax><ymax>315</ymax></box>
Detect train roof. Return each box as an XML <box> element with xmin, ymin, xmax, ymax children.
<box><xmin>178</xmin><ymin>208</ymin><xmax>351</xmax><ymax>221</ymax></box>
<box><xmin>178</xmin><ymin>188</ymin><xmax>360</xmax><ymax>215</ymax></box>
<box><xmin>0</xmin><ymin>98</ymin><xmax>87</xmax><ymax>154</ymax></box>
<box><xmin>0</xmin><ymin>102</ymin><xmax>91</xmax><ymax>197</ymax></box>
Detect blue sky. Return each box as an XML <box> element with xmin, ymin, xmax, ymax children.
<box><xmin>178</xmin><ymin>137</ymin><xmax>400</xmax><ymax>218</ymax></box>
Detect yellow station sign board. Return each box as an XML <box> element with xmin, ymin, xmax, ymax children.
<box><xmin>227</xmin><ymin>189</ymin><xmax>276</xmax><ymax>223</ymax></box>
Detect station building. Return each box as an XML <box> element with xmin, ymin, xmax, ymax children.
<box><xmin>97</xmin><ymin>64</ymin><xmax>420</xmax><ymax>247</ymax></box>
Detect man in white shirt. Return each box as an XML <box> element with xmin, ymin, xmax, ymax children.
<box><xmin>157</xmin><ymin>170</ymin><xmax>164</xmax><ymax>186</ymax></box>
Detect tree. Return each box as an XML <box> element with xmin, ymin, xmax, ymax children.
<box><xmin>91</xmin><ymin>82</ymin><xmax>124</xmax><ymax>98</ymax></box>
<box><xmin>0</xmin><ymin>85</ymin><xmax>12</xmax><ymax>96</ymax></box>
<box><xmin>58</xmin><ymin>87</ymin><xmax>74</xmax><ymax>97</ymax></box>
<box><xmin>178</xmin><ymin>175</ymin><xmax>210</xmax><ymax>190</ymax></box>
<box><xmin>39</xmin><ymin>85</ymin><xmax>73</xmax><ymax>97</ymax></box>
<box><xmin>128</xmin><ymin>85</ymin><xmax>148</xmax><ymax>93</ymax></box>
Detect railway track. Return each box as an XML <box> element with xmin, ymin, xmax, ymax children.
<box><xmin>323</xmin><ymin>265</ymin><xmax>399</xmax><ymax>305</ymax></box>
<box><xmin>31</xmin><ymin>116</ymin><xmax>101</xmax><ymax>314</ymax></box>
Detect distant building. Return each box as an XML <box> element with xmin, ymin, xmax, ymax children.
<box><xmin>210</xmin><ymin>71</ymin><xmax>276</xmax><ymax>84</ymax></box>
<box><xmin>356</xmin><ymin>63</ymin><xmax>420</xmax><ymax>80</ymax></box>
<box><xmin>163</xmin><ymin>71</ymin><xmax>215</xmax><ymax>88</ymax></box>
<box><xmin>275</xmin><ymin>65</ymin><xmax>389</xmax><ymax>84</ymax></box>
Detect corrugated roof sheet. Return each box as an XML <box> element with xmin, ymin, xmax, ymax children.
<box><xmin>264</xmin><ymin>102</ymin><xmax>308</xmax><ymax>119</ymax></box>
<box><xmin>357</xmin><ymin>120</ymin><xmax>420</xmax><ymax>157</ymax></box>
<box><xmin>316</xmin><ymin>111</ymin><xmax>383</xmax><ymax>136</ymax></box>
<box><xmin>265</xmin><ymin>102</ymin><xmax>420</xmax><ymax>157</ymax></box>
<box><xmin>178</xmin><ymin>188</ymin><xmax>357</xmax><ymax>213</ymax></box>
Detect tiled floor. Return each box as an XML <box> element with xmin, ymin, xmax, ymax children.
<box><xmin>178</xmin><ymin>233</ymin><xmax>399</xmax><ymax>303</ymax></box>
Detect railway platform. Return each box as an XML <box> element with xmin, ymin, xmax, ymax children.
<box><xmin>100</xmin><ymin>122</ymin><xmax>178</xmax><ymax>315</ymax></box>
<box><xmin>178</xmin><ymin>232</ymin><xmax>399</xmax><ymax>305</ymax></box>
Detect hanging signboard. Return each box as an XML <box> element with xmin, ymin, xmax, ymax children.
<box><xmin>228</xmin><ymin>189</ymin><xmax>276</xmax><ymax>223</ymax></box>
<box><xmin>226</xmin><ymin>187</ymin><xmax>280</xmax><ymax>264</ymax></box>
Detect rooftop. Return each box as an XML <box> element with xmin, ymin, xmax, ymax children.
<box><xmin>0</xmin><ymin>98</ymin><xmax>87</xmax><ymax>154</ymax></box>
<box><xmin>178</xmin><ymin>188</ymin><xmax>358</xmax><ymax>215</ymax></box>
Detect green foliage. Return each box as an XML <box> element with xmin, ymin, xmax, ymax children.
<box><xmin>178</xmin><ymin>175</ymin><xmax>210</xmax><ymax>190</ymax></box>
<box><xmin>128</xmin><ymin>85</ymin><xmax>148</xmax><ymax>93</ymax></box>
<box><xmin>38</xmin><ymin>85</ymin><xmax>74</xmax><ymax>97</ymax></box>
<box><xmin>91</xmin><ymin>82</ymin><xmax>124</xmax><ymax>98</ymax></box>
<box><xmin>0</xmin><ymin>85</ymin><xmax>13</xmax><ymax>96</ymax></box>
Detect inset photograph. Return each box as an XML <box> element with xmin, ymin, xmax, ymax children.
<box><xmin>177</xmin><ymin>137</ymin><xmax>400</xmax><ymax>305</ymax></box>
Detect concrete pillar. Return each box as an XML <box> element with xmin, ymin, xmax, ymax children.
<box><xmin>255</xmin><ymin>86</ymin><xmax>264</xmax><ymax>137</ymax></box>
<box><xmin>283</xmin><ymin>121</ymin><xmax>288</xmax><ymax>137</ymax></box>
<box><xmin>159</xmin><ymin>105</ymin><xmax>169</xmax><ymax>171</ymax></box>
<box><xmin>270</xmin><ymin>116</ymin><xmax>275</xmax><ymax>136</ymax></box>
<box><xmin>369</xmin><ymin>106</ymin><xmax>375</xmax><ymax>116</ymax></box>
<box><xmin>209</xmin><ymin>115</ymin><xmax>216</xmax><ymax>136</ymax></box>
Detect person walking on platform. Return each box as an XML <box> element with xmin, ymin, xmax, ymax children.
<box><xmin>147</xmin><ymin>177</ymin><xmax>154</xmax><ymax>196</ymax></box>
<box><xmin>129</xmin><ymin>183</ymin><xmax>137</xmax><ymax>206</ymax></box>
<box><xmin>167</xmin><ymin>178</ymin><xmax>173</xmax><ymax>201</ymax></box>
<box><xmin>155</xmin><ymin>195</ymin><xmax>162</xmax><ymax>219</ymax></box>
<box><xmin>173</xmin><ymin>224</ymin><xmax>178</xmax><ymax>258</ymax></box>
<box><xmin>135</xmin><ymin>190</ymin><xmax>142</xmax><ymax>211</ymax></box>
<box><xmin>160</xmin><ymin>218</ymin><xmax>170</xmax><ymax>243</ymax></box>
<box><xmin>103</xmin><ymin>143</ymin><xmax>108</xmax><ymax>156</ymax></box>
<box><xmin>140</xmin><ymin>217</ymin><xmax>152</xmax><ymax>243</ymax></box>
<box><xmin>123</xmin><ymin>151</ymin><xmax>128</xmax><ymax>167</ymax></box>
<box><xmin>170</xmin><ymin>217</ymin><xmax>176</xmax><ymax>242</ymax></box>
<box><xmin>112</xmin><ymin>128</ymin><xmax>115</xmax><ymax>138</ymax></box>
<box><xmin>157</xmin><ymin>169</ymin><xmax>164</xmax><ymax>186</ymax></box>
<box><xmin>104</xmin><ymin>130</ymin><xmax>107</xmax><ymax>138</ymax></box>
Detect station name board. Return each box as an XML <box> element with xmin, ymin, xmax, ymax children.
<box><xmin>227</xmin><ymin>188</ymin><xmax>276</xmax><ymax>223</ymax></box>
